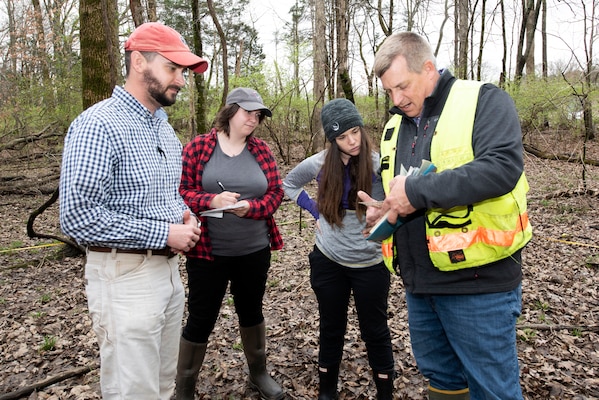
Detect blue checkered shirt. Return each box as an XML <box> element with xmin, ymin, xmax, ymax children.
<box><xmin>59</xmin><ymin>86</ymin><xmax>189</xmax><ymax>249</ymax></box>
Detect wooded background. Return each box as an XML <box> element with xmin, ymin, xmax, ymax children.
<box><xmin>1</xmin><ymin>1</ymin><xmax>599</xmax><ymax>398</ymax></box>
<box><xmin>0</xmin><ymin>0</ymin><xmax>597</xmax><ymax>170</ymax></box>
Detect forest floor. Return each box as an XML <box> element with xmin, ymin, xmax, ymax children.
<box><xmin>1</xmin><ymin>129</ymin><xmax>599</xmax><ymax>399</ymax></box>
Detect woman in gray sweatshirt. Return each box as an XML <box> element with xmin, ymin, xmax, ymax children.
<box><xmin>283</xmin><ymin>99</ymin><xmax>395</xmax><ymax>400</ymax></box>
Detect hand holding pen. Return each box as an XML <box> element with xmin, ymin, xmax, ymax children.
<box><xmin>212</xmin><ymin>181</ymin><xmax>249</xmax><ymax>217</ymax></box>
<box><xmin>211</xmin><ymin>180</ymin><xmax>240</xmax><ymax>209</ymax></box>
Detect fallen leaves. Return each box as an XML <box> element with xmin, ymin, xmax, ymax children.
<box><xmin>1</xmin><ymin>140</ymin><xmax>599</xmax><ymax>399</ymax></box>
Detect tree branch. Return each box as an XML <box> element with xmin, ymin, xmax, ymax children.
<box><xmin>524</xmin><ymin>143</ymin><xmax>599</xmax><ymax>166</ymax></box>
<box><xmin>26</xmin><ymin>187</ymin><xmax>84</xmax><ymax>254</ymax></box>
<box><xmin>0</xmin><ymin>124</ymin><xmax>62</xmax><ymax>151</ymax></box>
<box><xmin>517</xmin><ymin>324</ymin><xmax>599</xmax><ymax>332</ymax></box>
<box><xmin>0</xmin><ymin>363</ymin><xmax>99</xmax><ymax>400</ymax></box>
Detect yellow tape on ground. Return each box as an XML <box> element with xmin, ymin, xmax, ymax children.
<box><xmin>0</xmin><ymin>242</ymin><xmax>64</xmax><ymax>254</ymax></box>
<box><xmin>538</xmin><ymin>236</ymin><xmax>599</xmax><ymax>249</ymax></box>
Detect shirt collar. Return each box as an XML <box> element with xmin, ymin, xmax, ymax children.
<box><xmin>113</xmin><ymin>86</ymin><xmax>154</xmax><ymax>119</ymax></box>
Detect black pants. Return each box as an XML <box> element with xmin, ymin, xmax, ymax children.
<box><xmin>182</xmin><ymin>246</ymin><xmax>271</xmax><ymax>343</ymax></box>
<box><xmin>309</xmin><ymin>246</ymin><xmax>394</xmax><ymax>372</ymax></box>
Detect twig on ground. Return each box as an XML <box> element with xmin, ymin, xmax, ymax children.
<box><xmin>0</xmin><ymin>362</ymin><xmax>99</xmax><ymax>400</ymax></box>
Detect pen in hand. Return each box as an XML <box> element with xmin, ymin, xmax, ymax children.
<box><xmin>214</xmin><ymin>180</ymin><xmax>240</xmax><ymax>210</ymax></box>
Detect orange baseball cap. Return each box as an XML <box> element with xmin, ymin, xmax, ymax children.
<box><xmin>125</xmin><ymin>22</ymin><xmax>208</xmax><ymax>74</ymax></box>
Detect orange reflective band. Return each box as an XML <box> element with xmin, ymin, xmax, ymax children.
<box><xmin>382</xmin><ymin>241</ymin><xmax>394</xmax><ymax>258</ymax></box>
<box><xmin>427</xmin><ymin>212</ymin><xmax>529</xmax><ymax>252</ymax></box>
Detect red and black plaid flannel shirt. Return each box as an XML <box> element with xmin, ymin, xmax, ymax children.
<box><xmin>180</xmin><ymin>129</ymin><xmax>284</xmax><ymax>260</ymax></box>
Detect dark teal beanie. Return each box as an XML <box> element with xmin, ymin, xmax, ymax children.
<box><xmin>321</xmin><ymin>98</ymin><xmax>364</xmax><ymax>142</ymax></box>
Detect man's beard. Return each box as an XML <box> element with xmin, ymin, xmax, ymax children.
<box><xmin>143</xmin><ymin>70</ymin><xmax>180</xmax><ymax>107</ymax></box>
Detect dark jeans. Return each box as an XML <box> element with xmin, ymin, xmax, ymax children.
<box><xmin>309</xmin><ymin>246</ymin><xmax>394</xmax><ymax>372</ymax></box>
<box><xmin>182</xmin><ymin>246</ymin><xmax>271</xmax><ymax>343</ymax></box>
<box><xmin>406</xmin><ymin>285</ymin><xmax>523</xmax><ymax>398</ymax></box>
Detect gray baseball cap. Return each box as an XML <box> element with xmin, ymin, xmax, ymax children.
<box><xmin>226</xmin><ymin>88</ymin><xmax>272</xmax><ymax>117</ymax></box>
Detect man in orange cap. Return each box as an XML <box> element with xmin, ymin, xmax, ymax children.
<box><xmin>60</xmin><ymin>22</ymin><xmax>208</xmax><ymax>399</ymax></box>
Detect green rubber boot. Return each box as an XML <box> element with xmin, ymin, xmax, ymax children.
<box><xmin>240</xmin><ymin>322</ymin><xmax>285</xmax><ymax>400</ymax></box>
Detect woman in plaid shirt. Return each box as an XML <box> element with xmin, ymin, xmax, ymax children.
<box><xmin>176</xmin><ymin>88</ymin><xmax>284</xmax><ymax>400</ymax></box>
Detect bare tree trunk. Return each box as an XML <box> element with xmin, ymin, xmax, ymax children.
<box><xmin>434</xmin><ymin>0</ymin><xmax>451</xmax><ymax>58</ymax></box>
<box><xmin>273</xmin><ymin>30</ymin><xmax>284</xmax><ymax>93</ymax></box>
<box><xmin>525</xmin><ymin>4</ymin><xmax>536</xmax><ymax>76</ymax></box>
<box><xmin>455</xmin><ymin>0</ymin><xmax>469</xmax><ymax>79</ymax></box>
<box><xmin>583</xmin><ymin>98</ymin><xmax>595</xmax><ymax>141</ymax></box>
<box><xmin>185</xmin><ymin>73</ymin><xmax>196</xmax><ymax>141</ymax></box>
<box><xmin>515</xmin><ymin>0</ymin><xmax>542</xmax><ymax>80</ymax></box>
<box><xmin>207</xmin><ymin>0</ymin><xmax>228</xmax><ymax>108</ymax></box>
<box><xmin>581</xmin><ymin>0</ymin><xmax>596</xmax><ymax>140</ymax></box>
<box><xmin>539</xmin><ymin>0</ymin><xmax>548</xmax><ymax>126</ymax></box>
<box><xmin>376</xmin><ymin>0</ymin><xmax>394</xmax><ymax>123</ymax></box>
<box><xmin>355</xmin><ymin>16</ymin><xmax>374</xmax><ymax>97</ymax></box>
<box><xmin>336</xmin><ymin>0</ymin><xmax>354</xmax><ymax>101</ymax></box>
<box><xmin>327</xmin><ymin>0</ymin><xmax>335</xmax><ymax>101</ymax></box>
<box><xmin>192</xmin><ymin>0</ymin><xmax>207</xmax><ymax>137</ymax></box>
<box><xmin>312</xmin><ymin>0</ymin><xmax>327</xmax><ymax>153</ymax></box>
<box><xmin>499</xmin><ymin>0</ymin><xmax>507</xmax><ymax>86</ymax></box>
<box><xmin>541</xmin><ymin>0</ymin><xmax>547</xmax><ymax>79</ymax></box>
<box><xmin>234</xmin><ymin>40</ymin><xmax>243</xmax><ymax>77</ymax></box>
<box><xmin>453</xmin><ymin>6</ymin><xmax>458</xmax><ymax>72</ymax></box>
<box><xmin>7</xmin><ymin>0</ymin><xmax>16</xmax><ymax>72</ymax></box>
<box><xmin>147</xmin><ymin>0</ymin><xmax>157</xmax><ymax>21</ymax></box>
<box><xmin>476</xmin><ymin>0</ymin><xmax>486</xmax><ymax>81</ymax></box>
<box><xmin>129</xmin><ymin>0</ymin><xmax>144</xmax><ymax>26</ymax></box>
<box><xmin>377</xmin><ymin>0</ymin><xmax>393</xmax><ymax>36</ymax></box>
<box><xmin>405</xmin><ymin>0</ymin><xmax>415</xmax><ymax>30</ymax></box>
<box><xmin>31</xmin><ymin>0</ymin><xmax>54</xmax><ymax>107</ymax></box>
<box><xmin>291</xmin><ymin>2</ymin><xmax>302</xmax><ymax>97</ymax></box>
<box><xmin>80</xmin><ymin>0</ymin><xmax>119</xmax><ymax>109</ymax></box>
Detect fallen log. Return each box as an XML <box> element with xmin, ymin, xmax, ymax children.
<box><xmin>523</xmin><ymin>143</ymin><xmax>599</xmax><ymax>166</ymax></box>
<box><xmin>0</xmin><ymin>362</ymin><xmax>99</xmax><ymax>400</ymax></box>
<box><xmin>0</xmin><ymin>124</ymin><xmax>62</xmax><ymax>152</ymax></box>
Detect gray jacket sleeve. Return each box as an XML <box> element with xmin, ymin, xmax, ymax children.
<box><xmin>282</xmin><ymin>151</ymin><xmax>325</xmax><ymax>201</ymax></box>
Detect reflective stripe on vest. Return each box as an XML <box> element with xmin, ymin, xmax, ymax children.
<box><xmin>379</xmin><ymin>114</ymin><xmax>402</xmax><ymax>273</ymax></box>
<box><xmin>379</xmin><ymin>80</ymin><xmax>532</xmax><ymax>272</ymax></box>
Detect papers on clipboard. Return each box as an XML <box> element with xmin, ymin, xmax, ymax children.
<box><xmin>365</xmin><ymin>210</ymin><xmax>401</xmax><ymax>241</ymax></box>
<box><xmin>366</xmin><ymin>159</ymin><xmax>436</xmax><ymax>241</ymax></box>
<box><xmin>199</xmin><ymin>202</ymin><xmax>245</xmax><ymax>218</ymax></box>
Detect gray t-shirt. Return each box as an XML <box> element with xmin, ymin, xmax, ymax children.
<box><xmin>202</xmin><ymin>143</ymin><xmax>269</xmax><ymax>256</ymax></box>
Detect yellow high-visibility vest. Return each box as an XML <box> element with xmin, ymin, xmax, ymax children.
<box><xmin>379</xmin><ymin>113</ymin><xmax>401</xmax><ymax>273</ymax></box>
<box><xmin>379</xmin><ymin>80</ymin><xmax>532</xmax><ymax>272</ymax></box>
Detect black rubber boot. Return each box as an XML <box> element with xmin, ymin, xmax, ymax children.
<box><xmin>428</xmin><ymin>385</ymin><xmax>470</xmax><ymax>400</ymax></box>
<box><xmin>373</xmin><ymin>370</ymin><xmax>395</xmax><ymax>400</ymax></box>
<box><xmin>317</xmin><ymin>364</ymin><xmax>339</xmax><ymax>400</ymax></box>
<box><xmin>175</xmin><ymin>337</ymin><xmax>207</xmax><ymax>400</ymax></box>
<box><xmin>240</xmin><ymin>322</ymin><xmax>285</xmax><ymax>400</ymax></box>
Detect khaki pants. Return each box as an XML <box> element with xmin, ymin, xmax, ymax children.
<box><xmin>85</xmin><ymin>250</ymin><xmax>184</xmax><ymax>399</ymax></box>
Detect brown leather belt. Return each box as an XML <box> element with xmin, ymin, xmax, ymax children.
<box><xmin>88</xmin><ymin>246</ymin><xmax>177</xmax><ymax>258</ymax></box>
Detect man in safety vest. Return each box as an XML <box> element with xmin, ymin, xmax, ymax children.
<box><xmin>358</xmin><ymin>32</ymin><xmax>532</xmax><ymax>400</ymax></box>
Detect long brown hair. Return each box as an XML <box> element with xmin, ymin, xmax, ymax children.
<box><xmin>317</xmin><ymin>126</ymin><xmax>374</xmax><ymax>228</ymax></box>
